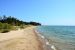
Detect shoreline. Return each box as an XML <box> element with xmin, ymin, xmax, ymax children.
<box><xmin>34</xmin><ymin>27</ymin><xmax>57</xmax><ymax>50</ymax></box>
<box><xmin>0</xmin><ymin>26</ymin><xmax>43</xmax><ymax>50</ymax></box>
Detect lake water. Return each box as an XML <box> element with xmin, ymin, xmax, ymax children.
<box><xmin>36</xmin><ymin>26</ymin><xmax>75</xmax><ymax>50</ymax></box>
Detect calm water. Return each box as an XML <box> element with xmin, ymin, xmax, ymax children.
<box><xmin>36</xmin><ymin>26</ymin><xmax>75</xmax><ymax>50</ymax></box>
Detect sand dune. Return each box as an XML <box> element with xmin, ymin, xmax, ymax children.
<box><xmin>0</xmin><ymin>26</ymin><xmax>43</xmax><ymax>50</ymax></box>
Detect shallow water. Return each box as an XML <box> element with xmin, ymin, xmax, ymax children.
<box><xmin>36</xmin><ymin>26</ymin><xmax>75</xmax><ymax>50</ymax></box>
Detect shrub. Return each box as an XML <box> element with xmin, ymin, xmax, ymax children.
<box><xmin>2</xmin><ymin>23</ymin><xmax>12</xmax><ymax>29</ymax></box>
<box><xmin>1</xmin><ymin>29</ymin><xmax>9</xmax><ymax>33</ymax></box>
<box><xmin>0</xmin><ymin>22</ymin><xmax>3</xmax><ymax>29</ymax></box>
<box><xmin>0</xmin><ymin>22</ymin><xmax>12</xmax><ymax>33</ymax></box>
<box><xmin>20</xmin><ymin>25</ymin><xmax>25</xmax><ymax>29</ymax></box>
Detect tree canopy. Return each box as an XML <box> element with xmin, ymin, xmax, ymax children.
<box><xmin>0</xmin><ymin>15</ymin><xmax>41</xmax><ymax>26</ymax></box>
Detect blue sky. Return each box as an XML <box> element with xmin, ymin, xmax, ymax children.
<box><xmin>0</xmin><ymin>0</ymin><xmax>75</xmax><ymax>25</ymax></box>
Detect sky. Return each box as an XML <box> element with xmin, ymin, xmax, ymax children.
<box><xmin>0</xmin><ymin>0</ymin><xmax>75</xmax><ymax>25</ymax></box>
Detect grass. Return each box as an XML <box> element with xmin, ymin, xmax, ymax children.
<box><xmin>0</xmin><ymin>22</ymin><xmax>32</xmax><ymax>33</ymax></box>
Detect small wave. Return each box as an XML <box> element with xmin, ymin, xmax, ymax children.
<box><xmin>45</xmin><ymin>41</ymin><xmax>57</xmax><ymax>50</ymax></box>
<box><xmin>46</xmin><ymin>41</ymin><xmax>50</xmax><ymax>45</ymax></box>
<box><xmin>51</xmin><ymin>45</ymin><xmax>57</xmax><ymax>50</ymax></box>
<box><xmin>34</xmin><ymin>29</ymin><xmax>57</xmax><ymax>50</ymax></box>
<box><xmin>41</xmin><ymin>35</ymin><xmax>45</xmax><ymax>39</ymax></box>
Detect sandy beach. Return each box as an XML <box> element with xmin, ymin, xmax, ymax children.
<box><xmin>0</xmin><ymin>26</ymin><xmax>43</xmax><ymax>50</ymax></box>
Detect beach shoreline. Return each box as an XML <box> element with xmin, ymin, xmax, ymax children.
<box><xmin>0</xmin><ymin>26</ymin><xmax>43</xmax><ymax>50</ymax></box>
<box><xmin>34</xmin><ymin>28</ymin><xmax>55</xmax><ymax>50</ymax></box>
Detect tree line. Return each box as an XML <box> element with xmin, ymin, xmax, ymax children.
<box><xmin>0</xmin><ymin>15</ymin><xmax>41</xmax><ymax>33</ymax></box>
<box><xmin>0</xmin><ymin>15</ymin><xmax>41</xmax><ymax>26</ymax></box>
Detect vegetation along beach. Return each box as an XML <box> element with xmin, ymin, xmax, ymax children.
<box><xmin>0</xmin><ymin>16</ymin><xmax>44</xmax><ymax>50</ymax></box>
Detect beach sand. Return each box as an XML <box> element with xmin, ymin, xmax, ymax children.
<box><xmin>0</xmin><ymin>26</ymin><xmax>43</xmax><ymax>50</ymax></box>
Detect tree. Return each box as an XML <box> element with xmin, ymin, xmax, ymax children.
<box><xmin>29</xmin><ymin>22</ymin><xmax>41</xmax><ymax>26</ymax></box>
<box><xmin>0</xmin><ymin>15</ymin><xmax>41</xmax><ymax>26</ymax></box>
